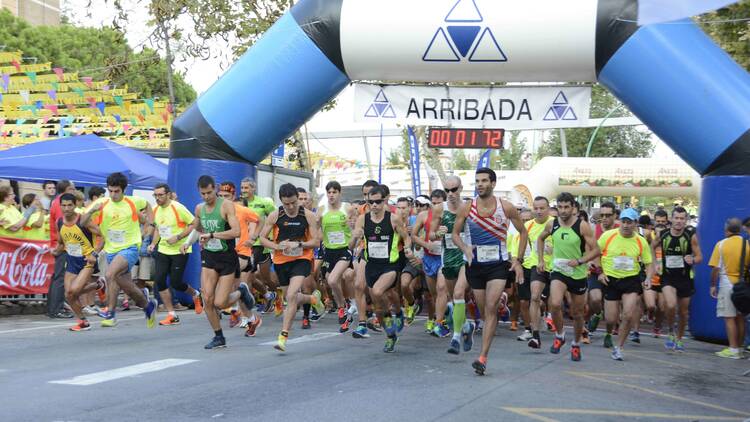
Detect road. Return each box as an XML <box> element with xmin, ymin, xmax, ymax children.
<box><xmin>1</xmin><ymin>310</ymin><xmax>748</xmax><ymax>422</ymax></box>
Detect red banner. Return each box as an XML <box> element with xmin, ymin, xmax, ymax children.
<box><xmin>0</xmin><ymin>236</ymin><xmax>53</xmax><ymax>295</ymax></box>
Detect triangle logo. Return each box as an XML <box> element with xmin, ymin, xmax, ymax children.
<box><xmin>561</xmin><ymin>107</ymin><xmax>578</xmax><ymax>120</ymax></box>
<box><xmin>553</xmin><ymin>91</ymin><xmax>569</xmax><ymax>105</ymax></box>
<box><xmin>447</xmin><ymin>26</ymin><xmax>481</xmax><ymax>57</ymax></box>
<box><xmin>543</xmin><ymin>108</ymin><xmax>559</xmax><ymax>121</ymax></box>
<box><xmin>423</xmin><ymin>28</ymin><xmax>460</xmax><ymax>62</ymax></box>
<box><xmin>364</xmin><ymin>104</ymin><xmax>380</xmax><ymax>118</ymax></box>
<box><xmin>374</xmin><ymin>89</ymin><xmax>389</xmax><ymax>103</ymax></box>
<box><xmin>445</xmin><ymin>0</ymin><xmax>483</xmax><ymax>23</ymax></box>
<box><xmin>381</xmin><ymin>105</ymin><xmax>396</xmax><ymax>118</ymax></box>
<box><xmin>468</xmin><ymin>28</ymin><xmax>507</xmax><ymax>62</ymax></box>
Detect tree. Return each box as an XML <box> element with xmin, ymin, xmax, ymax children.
<box><xmin>451</xmin><ymin>149</ymin><xmax>472</xmax><ymax>170</ymax></box>
<box><xmin>494</xmin><ymin>132</ymin><xmax>526</xmax><ymax>170</ymax></box>
<box><xmin>700</xmin><ymin>0</ymin><xmax>750</xmax><ymax>71</ymax></box>
<box><xmin>0</xmin><ymin>9</ymin><xmax>196</xmax><ymax>106</ymax></box>
<box><xmin>386</xmin><ymin>148</ymin><xmax>404</xmax><ymax>168</ymax></box>
<box><xmin>537</xmin><ymin>85</ymin><xmax>654</xmax><ymax>159</ymax></box>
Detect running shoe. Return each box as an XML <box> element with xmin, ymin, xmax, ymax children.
<box><xmin>193</xmin><ymin>292</ymin><xmax>203</xmax><ymax>315</ymax></box>
<box><xmin>475</xmin><ymin>319</ymin><xmax>484</xmax><ymax>333</ymax></box>
<box><xmin>256</xmin><ymin>299</ymin><xmax>266</xmax><ymax>313</ymax></box>
<box><xmin>544</xmin><ymin>313</ymin><xmax>556</xmax><ymax>332</ymax></box>
<box><xmin>96</xmin><ymin>277</ymin><xmax>107</xmax><ymax>303</ymax></box>
<box><xmin>498</xmin><ymin>292</ymin><xmax>510</xmax><ymax>322</ymax></box>
<box><xmin>424</xmin><ymin>319</ymin><xmax>436</xmax><ymax>334</ymax></box>
<box><xmin>274</xmin><ymin>334</ymin><xmax>287</xmax><ymax>352</ymax></box>
<box><xmin>339</xmin><ymin>317</ymin><xmax>351</xmax><ymax>333</ymax></box>
<box><xmin>582</xmin><ymin>329</ymin><xmax>591</xmax><ymax>344</ymax></box>
<box><xmin>405</xmin><ymin>304</ymin><xmax>417</xmax><ymax>325</ymax></box>
<box><xmin>82</xmin><ymin>306</ymin><xmax>98</xmax><ymax>316</ymax></box>
<box><xmin>550</xmin><ymin>336</ymin><xmax>565</xmax><ymax>354</ymax></box>
<box><xmin>95</xmin><ymin>306</ymin><xmax>109</xmax><ymax>318</ymax></box>
<box><xmin>144</xmin><ymin>298</ymin><xmax>158</xmax><ymax>328</ymax></box>
<box><xmin>745</xmin><ymin>344</ymin><xmax>750</xmax><ymax>353</ymax></box>
<box><xmin>433</xmin><ymin>322</ymin><xmax>451</xmax><ymax>338</ymax></box>
<box><xmin>159</xmin><ymin>314</ymin><xmax>180</xmax><ymax>326</ymax></box>
<box><xmin>383</xmin><ymin>317</ymin><xmax>396</xmax><ymax>337</ymax></box>
<box><xmin>310</xmin><ymin>308</ymin><xmax>322</xmax><ymax>322</ymax></box>
<box><xmin>337</xmin><ymin>307</ymin><xmax>347</xmax><ymax>325</ymax></box>
<box><xmin>652</xmin><ymin>327</ymin><xmax>661</xmax><ymax>338</ymax></box>
<box><xmin>472</xmin><ymin>358</ymin><xmax>486</xmax><ymax>376</ymax></box>
<box><xmin>69</xmin><ymin>319</ymin><xmax>91</xmax><ymax>332</ymax></box>
<box><xmin>264</xmin><ymin>291</ymin><xmax>277</xmax><ymax>313</ymax></box>
<box><xmin>101</xmin><ymin>315</ymin><xmax>117</xmax><ymax>327</ymax></box>
<box><xmin>611</xmin><ymin>346</ymin><xmax>624</xmax><ymax>361</ymax></box>
<box><xmin>141</xmin><ymin>287</ymin><xmax>150</xmax><ymax>301</ymax></box>
<box><xmin>628</xmin><ymin>331</ymin><xmax>641</xmax><ymax>344</ymax></box>
<box><xmin>352</xmin><ymin>324</ymin><xmax>369</xmax><ymax>338</ymax></box>
<box><xmin>462</xmin><ymin>321</ymin><xmax>475</xmax><ymax>352</ymax></box>
<box><xmin>447</xmin><ymin>338</ymin><xmax>461</xmax><ymax>355</ymax></box>
<box><xmin>715</xmin><ymin>348</ymin><xmax>741</xmax><ymax>359</ymax></box>
<box><xmin>238</xmin><ymin>283</ymin><xmax>256</xmax><ymax>310</ymax></box>
<box><xmin>245</xmin><ymin>316</ymin><xmax>262</xmax><ymax>337</ymax></box>
<box><xmin>675</xmin><ymin>340</ymin><xmax>685</xmax><ymax>352</ymax></box>
<box><xmin>383</xmin><ymin>336</ymin><xmax>398</xmax><ymax>353</ymax></box>
<box><xmin>571</xmin><ymin>344</ymin><xmax>582</xmax><ymax>362</ymax></box>
<box><xmin>367</xmin><ymin>316</ymin><xmax>383</xmax><ymax>333</ymax></box>
<box><xmin>527</xmin><ymin>337</ymin><xmax>541</xmax><ymax>349</ymax></box>
<box><xmin>121</xmin><ymin>298</ymin><xmax>131</xmax><ymax>311</ymax></box>
<box><xmin>517</xmin><ymin>330</ymin><xmax>533</xmax><ymax>342</ymax></box>
<box><xmin>274</xmin><ymin>294</ymin><xmax>284</xmax><ymax>317</ymax></box>
<box><xmin>395</xmin><ymin>314</ymin><xmax>405</xmax><ymax>333</ymax></box>
<box><xmin>205</xmin><ymin>336</ymin><xmax>227</xmax><ymax>350</ymax></box>
<box><xmin>301</xmin><ymin>317</ymin><xmax>311</xmax><ymax>329</ymax></box>
<box><xmin>510</xmin><ymin>321</ymin><xmax>518</xmax><ymax>331</ymax></box>
<box><xmin>229</xmin><ymin>310</ymin><xmax>241</xmax><ymax>328</ymax></box>
<box><xmin>311</xmin><ymin>290</ymin><xmax>325</xmax><ymax>316</ymax></box>
<box><xmin>587</xmin><ymin>312</ymin><xmax>602</xmax><ymax>332</ymax></box>
<box><xmin>239</xmin><ymin>317</ymin><xmax>249</xmax><ymax>328</ymax></box>
<box><xmin>603</xmin><ymin>333</ymin><xmax>613</xmax><ymax>348</ymax></box>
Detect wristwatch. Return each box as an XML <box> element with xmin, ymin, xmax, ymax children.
<box><xmin>91</xmin><ymin>251</ymin><xmax>99</xmax><ymax>258</ymax></box>
<box><xmin>297</xmin><ymin>241</ymin><xmax>303</xmax><ymax>248</ymax></box>
<box><xmin>210</xmin><ymin>232</ymin><xmax>214</xmax><ymax>239</ymax></box>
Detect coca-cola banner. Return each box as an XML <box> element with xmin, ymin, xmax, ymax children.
<box><xmin>0</xmin><ymin>236</ymin><xmax>52</xmax><ymax>295</ymax></box>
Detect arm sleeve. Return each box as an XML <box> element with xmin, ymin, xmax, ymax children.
<box><xmin>708</xmin><ymin>243</ymin><xmax>721</xmax><ymax>267</ymax></box>
<box><xmin>178</xmin><ymin>203</ymin><xmax>195</xmax><ymax>225</ymax></box>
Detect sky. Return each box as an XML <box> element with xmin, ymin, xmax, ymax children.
<box><xmin>61</xmin><ymin>0</ymin><xmax>679</xmax><ymax>165</ymax></box>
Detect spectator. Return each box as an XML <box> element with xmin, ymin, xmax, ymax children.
<box><xmin>47</xmin><ymin>180</ymin><xmax>77</xmax><ymax>319</ymax></box>
<box><xmin>709</xmin><ymin>218</ymin><xmax>750</xmax><ymax>359</ymax></box>
<box><xmin>40</xmin><ymin>180</ymin><xmax>57</xmax><ymax>211</ymax></box>
<box><xmin>20</xmin><ymin>193</ymin><xmax>47</xmax><ymax>241</ymax></box>
<box><xmin>88</xmin><ymin>186</ymin><xmax>106</xmax><ymax>205</ymax></box>
<box><xmin>0</xmin><ymin>185</ymin><xmax>37</xmax><ymax>238</ymax></box>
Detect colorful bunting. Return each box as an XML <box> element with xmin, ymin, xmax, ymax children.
<box><xmin>73</xmin><ymin>87</ymin><xmax>84</xmax><ymax>97</ymax></box>
<box><xmin>114</xmin><ymin>114</ymin><xmax>121</xmax><ymax>123</ymax></box>
<box><xmin>144</xmin><ymin>98</ymin><xmax>155</xmax><ymax>113</ymax></box>
<box><xmin>19</xmin><ymin>90</ymin><xmax>30</xmax><ymax>103</ymax></box>
<box><xmin>44</xmin><ymin>104</ymin><xmax>59</xmax><ymax>115</ymax></box>
<box><xmin>86</xmin><ymin>97</ymin><xmax>97</xmax><ymax>108</ymax></box>
<box><xmin>102</xmin><ymin>85</ymin><xmax>110</xmax><ymax>91</ymax></box>
<box><xmin>96</xmin><ymin>101</ymin><xmax>106</xmax><ymax>115</ymax></box>
<box><xmin>34</xmin><ymin>100</ymin><xmax>43</xmax><ymax>110</ymax></box>
<box><xmin>113</xmin><ymin>96</ymin><xmax>123</xmax><ymax>106</ymax></box>
<box><xmin>11</xmin><ymin>59</ymin><xmax>21</xmax><ymax>72</ymax></box>
<box><xmin>51</xmin><ymin>81</ymin><xmax>59</xmax><ymax>91</ymax></box>
<box><xmin>0</xmin><ymin>74</ymin><xmax>8</xmax><ymax>91</ymax></box>
<box><xmin>47</xmin><ymin>90</ymin><xmax>56</xmax><ymax>100</ymax></box>
<box><xmin>53</xmin><ymin>67</ymin><xmax>64</xmax><ymax>82</ymax></box>
<box><xmin>148</xmin><ymin>129</ymin><xmax>156</xmax><ymax>140</ymax></box>
<box><xmin>64</xmin><ymin>103</ymin><xmax>76</xmax><ymax>113</ymax></box>
<box><xmin>81</xmin><ymin>76</ymin><xmax>93</xmax><ymax>88</ymax></box>
<box><xmin>25</xmin><ymin>71</ymin><xmax>37</xmax><ymax>84</ymax></box>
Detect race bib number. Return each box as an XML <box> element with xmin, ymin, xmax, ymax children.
<box><xmin>206</xmin><ymin>238</ymin><xmax>223</xmax><ymax>251</ymax></box>
<box><xmin>665</xmin><ymin>255</ymin><xmax>685</xmax><ymax>269</ymax></box>
<box><xmin>553</xmin><ymin>258</ymin><xmax>575</xmax><ymax>275</ymax></box>
<box><xmin>477</xmin><ymin>245</ymin><xmax>500</xmax><ymax>263</ymax></box>
<box><xmin>368</xmin><ymin>241</ymin><xmax>389</xmax><ymax>259</ymax></box>
<box><xmin>108</xmin><ymin>229</ymin><xmax>125</xmax><ymax>244</ymax></box>
<box><xmin>284</xmin><ymin>246</ymin><xmax>303</xmax><ymax>257</ymax></box>
<box><xmin>613</xmin><ymin>256</ymin><xmax>635</xmax><ymax>271</ymax></box>
<box><xmin>327</xmin><ymin>231</ymin><xmax>345</xmax><ymax>246</ymax></box>
<box><xmin>158</xmin><ymin>226</ymin><xmax>172</xmax><ymax>238</ymax></box>
<box><xmin>444</xmin><ymin>235</ymin><xmax>457</xmax><ymax>249</ymax></box>
<box><xmin>66</xmin><ymin>243</ymin><xmax>83</xmax><ymax>258</ymax></box>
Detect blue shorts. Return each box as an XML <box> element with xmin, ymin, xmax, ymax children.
<box><xmin>422</xmin><ymin>253</ymin><xmax>442</xmax><ymax>279</ymax></box>
<box><xmin>107</xmin><ymin>246</ymin><xmax>140</xmax><ymax>272</ymax></box>
<box><xmin>66</xmin><ymin>255</ymin><xmax>98</xmax><ymax>275</ymax></box>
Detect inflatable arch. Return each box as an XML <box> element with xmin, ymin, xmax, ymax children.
<box><xmin>170</xmin><ymin>0</ymin><xmax>750</xmax><ymax>341</ymax></box>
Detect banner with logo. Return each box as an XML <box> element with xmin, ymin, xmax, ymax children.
<box><xmin>0</xmin><ymin>236</ymin><xmax>53</xmax><ymax>295</ymax></box>
<box><xmin>355</xmin><ymin>84</ymin><xmax>591</xmax><ymax>129</ymax></box>
<box><xmin>407</xmin><ymin>126</ymin><xmax>422</xmax><ymax>197</ymax></box>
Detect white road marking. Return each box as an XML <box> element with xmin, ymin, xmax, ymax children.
<box><xmin>259</xmin><ymin>332</ymin><xmax>341</xmax><ymax>346</ymax></box>
<box><xmin>49</xmin><ymin>358</ymin><xmax>197</xmax><ymax>386</ymax></box>
<box><xmin>0</xmin><ymin>316</ymin><xmax>143</xmax><ymax>334</ymax></box>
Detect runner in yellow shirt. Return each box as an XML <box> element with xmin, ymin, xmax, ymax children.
<box><xmin>524</xmin><ymin>196</ymin><xmax>555</xmax><ymax>349</ymax></box>
<box><xmin>83</xmin><ymin>172</ymin><xmax>157</xmax><ymax>328</ymax></box>
<box><xmin>596</xmin><ymin>208</ymin><xmax>654</xmax><ymax>361</ymax></box>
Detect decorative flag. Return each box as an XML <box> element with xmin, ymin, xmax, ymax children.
<box><xmin>81</xmin><ymin>76</ymin><xmax>93</xmax><ymax>88</ymax></box>
<box><xmin>144</xmin><ymin>98</ymin><xmax>155</xmax><ymax>113</ymax></box>
<box><xmin>638</xmin><ymin>0</ymin><xmax>738</xmax><ymax>25</ymax></box>
<box><xmin>64</xmin><ymin>103</ymin><xmax>76</xmax><ymax>113</ymax></box>
<box><xmin>53</xmin><ymin>67</ymin><xmax>64</xmax><ymax>82</ymax></box>
<box><xmin>34</xmin><ymin>100</ymin><xmax>43</xmax><ymax>110</ymax></box>
<box><xmin>113</xmin><ymin>96</ymin><xmax>123</xmax><ymax>106</ymax></box>
<box><xmin>24</xmin><ymin>71</ymin><xmax>36</xmax><ymax>84</ymax></box>
<box><xmin>102</xmin><ymin>85</ymin><xmax>110</xmax><ymax>91</ymax></box>
<box><xmin>16</xmin><ymin>118</ymin><xmax>26</xmax><ymax>126</ymax></box>
<box><xmin>86</xmin><ymin>97</ymin><xmax>97</xmax><ymax>108</ymax></box>
<box><xmin>19</xmin><ymin>90</ymin><xmax>30</xmax><ymax>103</ymax></box>
<box><xmin>47</xmin><ymin>90</ymin><xmax>56</xmax><ymax>100</ymax></box>
<box><xmin>137</xmin><ymin>113</ymin><xmax>145</xmax><ymax>123</ymax></box>
<box><xmin>116</xmin><ymin>128</ymin><xmax>124</xmax><ymax>136</ymax></box>
<box><xmin>51</xmin><ymin>81</ymin><xmax>59</xmax><ymax>91</ymax></box>
<box><xmin>129</xmin><ymin>117</ymin><xmax>137</xmax><ymax>127</ymax></box>
<box><xmin>0</xmin><ymin>73</ymin><xmax>9</xmax><ymax>91</ymax></box>
<box><xmin>42</xmin><ymin>115</ymin><xmax>51</xmax><ymax>125</ymax></box>
<box><xmin>73</xmin><ymin>87</ymin><xmax>84</xmax><ymax>97</ymax></box>
<box><xmin>11</xmin><ymin>59</ymin><xmax>21</xmax><ymax>72</ymax></box>
<box><xmin>167</xmin><ymin>103</ymin><xmax>173</xmax><ymax>114</ymax></box>
<box><xmin>407</xmin><ymin>126</ymin><xmax>422</xmax><ymax>197</ymax></box>
<box><xmin>44</xmin><ymin>104</ymin><xmax>59</xmax><ymax>115</ymax></box>
<box><xmin>161</xmin><ymin>110</ymin><xmax>169</xmax><ymax>124</ymax></box>
<box><xmin>114</xmin><ymin>114</ymin><xmax>121</xmax><ymax>123</ymax></box>
<box><xmin>96</xmin><ymin>101</ymin><xmax>106</xmax><ymax>115</ymax></box>
<box><xmin>0</xmin><ymin>119</ymin><xmax>4</xmax><ymax>131</ymax></box>
<box><xmin>148</xmin><ymin>129</ymin><xmax>156</xmax><ymax>140</ymax></box>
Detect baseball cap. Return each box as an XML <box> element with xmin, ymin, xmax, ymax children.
<box><xmin>415</xmin><ymin>197</ymin><xmax>431</xmax><ymax>206</ymax></box>
<box><xmin>620</xmin><ymin>208</ymin><xmax>639</xmax><ymax>222</ymax></box>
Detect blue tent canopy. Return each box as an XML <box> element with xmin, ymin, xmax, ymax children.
<box><xmin>0</xmin><ymin>135</ymin><xmax>167</xmax><ymax>190</ymax></box>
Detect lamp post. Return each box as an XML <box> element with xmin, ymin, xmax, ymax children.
<box><xmin>585</xmin><ymin>105</ymin><xmax>623</xmax><ymax>157</ymax></box>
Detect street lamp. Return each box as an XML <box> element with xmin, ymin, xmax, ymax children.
<box><xmin>585</xmin><ymin>105</ymin><xmax>624</xmax><ymax>157</ymax></box>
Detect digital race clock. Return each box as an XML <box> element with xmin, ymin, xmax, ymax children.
<box><xmin>427</xmin><ymin>128</ymin><xmax>505</xmax><ymax>149</ymax></box>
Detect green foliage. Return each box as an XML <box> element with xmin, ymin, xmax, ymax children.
<box><xmin>0</xmin><ymin>9</ymin><xmax>196</xmax><ymax>105</ymax></box>
<box><xmin>494</xmin><ymin>132</ymin><xmax>526</xmax><ymax>170</ymax></box>
<box><xmin>700</xmin><ymin>0</ymin><xmax>750</xmax><ymax>71</ymax></box>
<box><xmin>451</xmin><ymin>149</ymin><xmax>472</xmax><ymax>170</ymax></box>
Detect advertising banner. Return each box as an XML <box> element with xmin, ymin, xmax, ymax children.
<box><xmin>0</xmin><ymin>237</ymin><xmax>53</xmax><ymax>295</ymax></box>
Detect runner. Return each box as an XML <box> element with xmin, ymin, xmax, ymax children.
<box><xmin>536</xmin><ymin>193</ymin><xmax>600</xmax><ymax>361</ymax></box>
<box><xmin>352</xmin><ymin>179</ymin><xmax>380</xmax><ymax>338</ymax></box>
<box><xmin>596</xmin><ymin>208</ymin><xmax>654</xmax><ymax>361</ymax></box>
<box><xmin>451</xmin><ymin>168</ymin><xmax>527</xmax><ymax>375</ymax></box>
<box><xmin>53</xmin><ymin>193</ymin><xmax>103</xmax><ymax>331</ymax></box>
<box><xmin>180</xmin><ymin>175</ymin><xmax>252</xmax><ymax>349</ymax></box>
<box><xmin>259</xmin><ymin>183</ymin><xmax>323</xmax><ymax>352</ymax></box>
<box><xmin>147</xmin><ymin>183</ymin><xmax>204</xmax><ymax>327</ymax></box>
<box><xmin>646</xmin><ymin>220</ymin><xmax>668</xmax><ymax>338</ymax></box>
<box><xmin>350</xmin><ymin>185</ymin><xmax>413</xmax><ymax>353</ymax></box>
<box><xmin>398</xmin><ymin>196</ymin><xmax>423</xmax><ymax>327</ymax></box>
<box><xmin>297</xmin><ymin>187</ymin><xmax>320</xmax><ymax>328</ymax></box>
<box><xmin>317</xmin><ymin>181</ymin><xmax>355</xmax><ymax>332</ymax></box>
<box><xmin>654</xmin><ymin>206</ymin><xmax>702</xmax><ymax>351</ymax></box>
<box><xmin>588</xmin><ymin>201</ymin><xmax>619</xmax><ymax>347</ymax></box>
<box><xmin>83</xmin><ymin>172</ymin><xmax>157</xmax><ymax>328</ymax></box>
<box><xmin>524</xmin><ymin>196</ymin><xmax>554</xmax><ymax>349</ymax></box>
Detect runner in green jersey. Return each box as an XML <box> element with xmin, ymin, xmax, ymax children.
<box><xmin>537</xmin><ymin>193</ymin><xmax>600</xmax><ymax>361</ymax></box>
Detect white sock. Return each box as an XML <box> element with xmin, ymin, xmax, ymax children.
<box><xmin>249</xmin><ymin>314</ymin><xmax>256</xmax><ymax>323</ymax></box>
<box><xmin>348</xmin><ymin>302</ymin><xmax>358</xmax><ymax>316</ymax></box>
<box><xmin>730</xmin><ymin>347</ymin><xmax>740</xmax><ymax>353</ymax></box>
<box><xmin>168</xmin><ymin>311</ymin><xmax>176</xmax><ymax>317</ymax></box>
<box><xmin>556</xmin><ymin>331</ymin><xmax>565</xmax><ymax>340</ymax></box>
<box><xmin>193</xmin><ymin>290</ymin><xmax>200</xmax><ymax>297</ymax></box>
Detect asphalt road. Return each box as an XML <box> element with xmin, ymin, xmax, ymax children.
<box><xmin>1</xmin><ymin>309</ymin><xmax>749</xmax><ymax>422</ymax></box>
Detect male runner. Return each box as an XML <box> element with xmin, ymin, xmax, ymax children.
<box><xmin>351</xmin><ymin>180</ymin><xmax>380</xmax><ymax>338</ymax></box>
<box><xmin>654</xmin><ymin>206</ymin><xmax>702</xmax><ymax>351</ymax></box>
<box><xmin>588</xmin><ymin>201</ymin><xmax>619</xmax><ymax>347</ymax></box>
<box><xmin>147</xmin><ymin>183</ymin><xmax>203</xmax><ymax>326</ymax></box>
<box><xmin>350</xmin><ymin>185</ymin><xmax>413</xmax><ymax>352</ymax></box>
<box><xmin>452</xmin><ymin>168</ymin><xmax>527</xmax><ymax>375</ymax></box>
<box><xmin>83</xmin><ymin>172</ymin><xmax>157</xmax><ymax>328</ymax></box>
<box><xmin>597</xmin><ymin>208</ymin><xmax>654</xmax><ymax>361</ymax></box>
<box><xmin>397</xmin><ymin>196</ymin><xmax>423</xmax><ymax>325</ymax></box>
<box><xmin>180</xmin><ymin>175</ymin><xmax>252</xmax><ymax>349</ymax></box>
<box><xmin>318</xmin><ymin>181</ymin><xmax>355</xmax><ymax>332</ymax></box>
<box><xmin>259</xmin><ymin>183</ymin><xmax>323</xmax><ymax>352</ymax></box>
<box><xmin>523</xmin><ymin>196</ymin><xmax>554</xmax><ymax>348</ymax></box>
<box><xmin>297</xmin><ymin>187</ymin><xmax>321</xmax><ymax>327</ymax></box>
<box><xmin>536</xmin><ymin>192</ymin><xmax>600</xmax><ymax>361</ymax></box>
<box><xmin>54</xmin><ymin>194</ymin><xmax>103</xmax><ymax>331</ymax></box>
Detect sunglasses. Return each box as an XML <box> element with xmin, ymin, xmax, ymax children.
<box><xmin>368</xmin><ymin>199</ymin><xmax>385</xmax><ymax>205</ymax></box>
<box><xmin>445</xmin><ymin>187</ymin><xmax>460</xmax><ymax>193</ymax></box>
